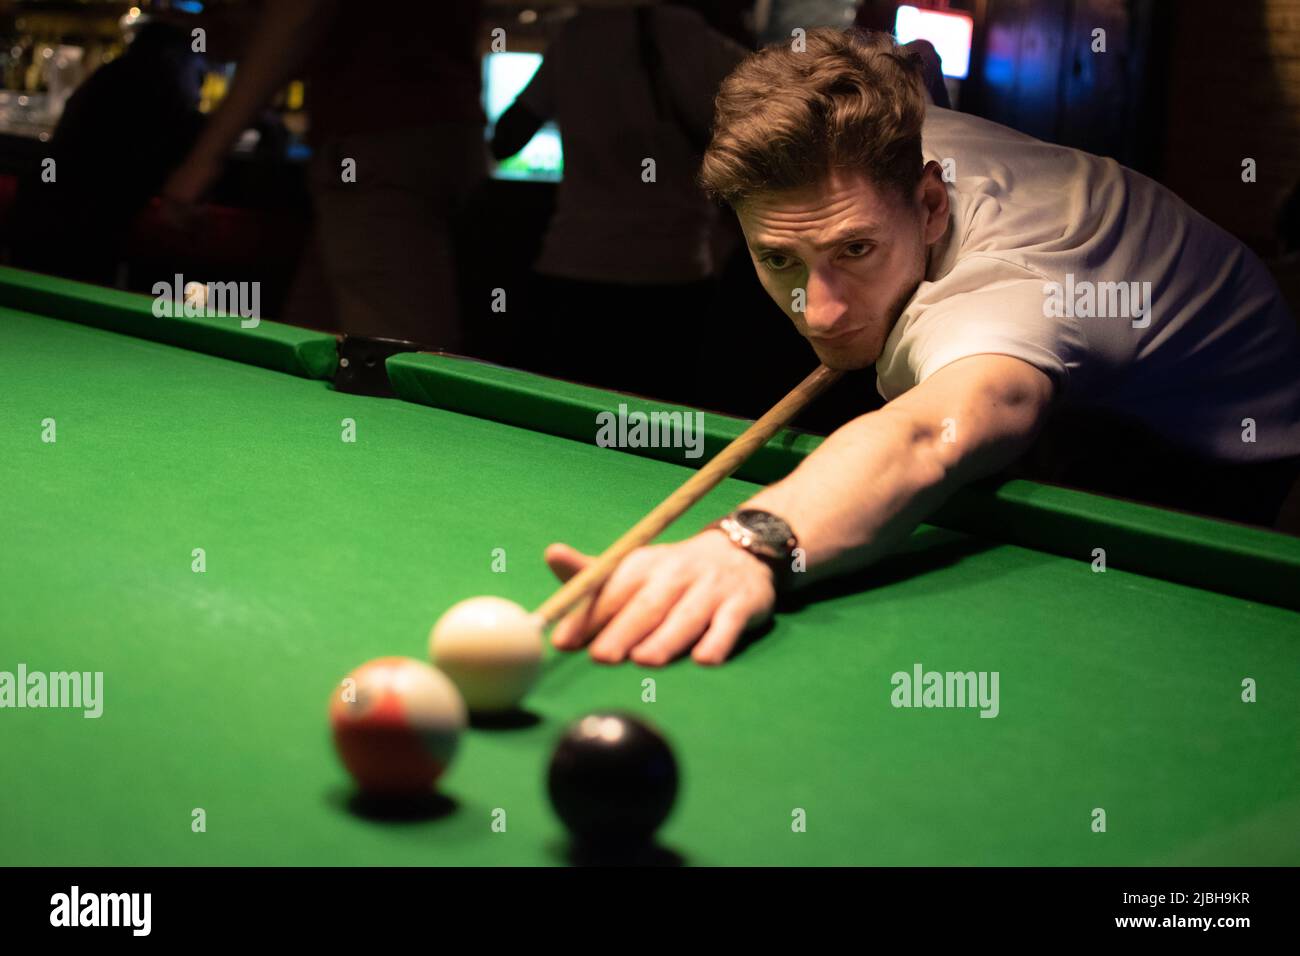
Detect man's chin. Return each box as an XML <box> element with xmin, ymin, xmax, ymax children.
<box><xmin>810</xmin><ymin>343</ymin><xmax>877</xmax><ymax>371</ymax></box>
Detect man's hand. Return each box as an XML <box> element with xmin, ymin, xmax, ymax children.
<box><xmin>160</xmin><ymin>0</ymin><xmax>331</xmax><ymax>229</ymax></box>
<box><xmin>160</xmin><ymin>154</ymin><xmax>224</xmax><ymax>210</ymax></box>
<box><xmin>544</xmin><ymin>531</ymin><xmax>776</xmax><ymax>667</ymax></box>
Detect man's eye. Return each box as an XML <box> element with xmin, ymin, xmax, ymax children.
<box><xmin>762</xmin><ymin>254</ymin><xmax>796</xmax><ymax>272</ymax></box>
<box><xmin>843</xmin><ymin>242</ymin><xmax>872</xmax><ymax>258</ymax></box>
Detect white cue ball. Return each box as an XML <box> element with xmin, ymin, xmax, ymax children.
<box><xmin>429</xmin><ymin>597</ymin><xmax>543</xmax><ymax>713</ymax></box>
<box><xmin>183</xmin><ymin>281</ymin><xmax>207</xmax><ymax>312</ymax></box>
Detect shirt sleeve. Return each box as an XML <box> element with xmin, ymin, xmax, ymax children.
<box><xmin>875</xmin><ymin>256</ymin><xmax>1089</xmax><ymax>400</ymax></box>
<box><xmin>659</xmin><ymin>11</ymin><xmax>749</xmax><ymax>139</ymax></box>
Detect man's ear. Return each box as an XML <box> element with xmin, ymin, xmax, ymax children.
<box><xmin>917</xmin><ymin>161</ymin><xmax>950</xmax><ymax>245</ymax></box>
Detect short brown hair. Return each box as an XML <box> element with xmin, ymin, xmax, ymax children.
<box><xmin>700</xmin><ymin>29</ymin><xmax>928</xmax><ymax>206</ymax></box>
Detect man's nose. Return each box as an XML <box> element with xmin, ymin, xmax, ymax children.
<box><xmin>800</xmin><ymin>269</ymin><xmax>849</xmax><ymax>334</ymax></box>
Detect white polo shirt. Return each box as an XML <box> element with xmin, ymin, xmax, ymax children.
<box><xmin>876</xmin><ymin>106</ymin><xmax>1300</xmax><ymax>463</ymax></box>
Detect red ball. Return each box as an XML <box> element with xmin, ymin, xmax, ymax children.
<box><xmin>329</xmin><ymin>657</ymin><xmax>467</xmax><ymax>795</ymax></box>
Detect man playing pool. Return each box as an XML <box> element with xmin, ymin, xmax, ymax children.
<box><xmin>545</xmin><ymin>28</ymin><xmax>1300</xmax><ymax>666</ymax></box>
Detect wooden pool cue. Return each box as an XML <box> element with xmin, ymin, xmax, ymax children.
<box><xmin>534</xmin><ymin>364</ymin><xmax>844</xmax><ymax>626</ymax></box>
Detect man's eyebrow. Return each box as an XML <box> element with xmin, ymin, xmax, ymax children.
<box><xmin>750</xmin><ymin>223</ymin><xmax>883</xmax><ymax>255</ymax></box>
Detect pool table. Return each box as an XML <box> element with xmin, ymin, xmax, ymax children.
<box><xmin>2</xmin><ymin>266</ymin><xmax>1298</xmax><ymax>867</ymax></box>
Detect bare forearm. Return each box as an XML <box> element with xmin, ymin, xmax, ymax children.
<box><xmin>490</xmin><ymin>102</ymin><xmax>544</xmax><ymax>161</ymax></box>
<box><xmin>188</xmin><ymin>0</ymin><xmax>332</xmax><ymax>165</ymax></box>
<box><xmin>743</xmin><ymin>408</ymin><xmax>955</xmax><ymax>585</ymax></box>
<box><xmin>742</xmin><ymin>358</ymin><xmax>1053</xmax><ymax>587</ymax></box>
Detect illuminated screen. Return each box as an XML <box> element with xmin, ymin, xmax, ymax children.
<box><xmin>483</xmin><ymin>52</ymin><xmax>563</xmax><ymax>182</ymax></box>
<box><xmin>894</xmin><ymin>5</ymin><xmax>974</xmax><ymax>80</ymax></box>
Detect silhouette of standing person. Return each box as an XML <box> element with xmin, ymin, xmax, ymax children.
<box><xmin>492</xmin><ymin>1</ymin><xmax>748</xmax><ymax>398</ymax></box>
<box><xmin>162</xmin><ymin>1</ymin><xmax>485</xmax><ymax>348</ymax></box>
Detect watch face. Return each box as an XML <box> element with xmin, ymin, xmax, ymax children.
<box><xmin>734</xmin><ymin>509</ymin><xmax>795</xmax><ymax>557</ymax></box>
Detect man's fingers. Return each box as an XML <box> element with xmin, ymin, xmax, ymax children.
<box><xmin>546</xmin><ymin>544</ymin><xmax>597</xmax><ymax>648</ymax></box>
<box><xmin>545</xmin><ymin>542</ymin><xmax>771</xmax><ymax>667</ymax></box>
<box><xmin>628</xmin><ymin>583</ymin><xmax>718</xmax><ymax>667</ymax></box>
<box><xmin>588</xmin><ymin>574</ymin><xmax>691</xmax><ymax>664</ymax></box>
<box><xmin>550</xmin><ymin>592</ymin><xmax>599</xmax><ymax>649</ymax></box>
<box><xmin>549</xmin><ymin>548</ymin><xmax>643</xmax><ymax>649</ymax></box>
<box><xmin>543</xmin><ymin>542</ymin><xmax>591</xmax><ymax>583</ymax></box>
<box><xmin>552</xmin><ymin>548</ymin><xmax>659</xmax><ymax>650</ymax></box>
<box><xmin>692</xmin><ymin>597</ymin><xmax>761</xmax><ymax>666</ymax></box>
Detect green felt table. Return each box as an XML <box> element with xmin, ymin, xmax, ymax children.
<box><xmin>1</xmin><ymin>267</ymin><xmax>1298</xmax><ymax>866</ymax></box>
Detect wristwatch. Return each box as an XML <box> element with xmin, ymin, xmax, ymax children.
<box><xmin>705</xmin><ymin>508</ymin><xmax>800</xmax><ymax>593</ymax></box>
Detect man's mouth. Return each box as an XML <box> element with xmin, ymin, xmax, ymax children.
<box><xmin>810</xmin><ymin>326</ymin><xmax>864</xmax><ymax>344</ymax></box>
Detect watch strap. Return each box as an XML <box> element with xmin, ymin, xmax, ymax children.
<box><xmin>704</xmin><ymin>511</ymin><xmax>799</xmax><ymax>593</ymax></box>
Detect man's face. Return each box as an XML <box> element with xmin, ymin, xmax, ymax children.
<box><xmin>736</xmin><ymin>165</ymin><xmax>949</xmax><ymax>369</ymax></box>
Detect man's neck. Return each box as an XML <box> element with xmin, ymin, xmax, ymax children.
<box><xmin>926</xmin><ymin>209</ymin><xmax>956</xmax><ymax>282</ymax></box>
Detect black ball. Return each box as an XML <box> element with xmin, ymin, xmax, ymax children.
<box><xmin>547</xmin><ymin>712</ymin><xmax>679</xmax><ymax>847</ymax></box>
